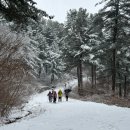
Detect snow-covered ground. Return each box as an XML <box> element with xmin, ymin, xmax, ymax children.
<box><xmin>0</xmin><ymin>88</ymin><xmax>130</xmax><ymax>130</ymax></box>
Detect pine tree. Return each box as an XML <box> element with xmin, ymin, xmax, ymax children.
<box><xmin>63</xmin><ymin>8</ymin><xmax>94</xmax><ymax>95</ymax></box>
<box><xmin>37</xmin><ymin>20</ymin><xmax>65</xmax><ymax>82</ymax></box>
<box><xmin>97</xmin><ymin>0</ymin><xmax>130</xmax><ymax>95</ymax></box>
<box><xmin>0</xmin><ymin>0</ymin><xmax>49</xmax><ymax>25</ymax></box>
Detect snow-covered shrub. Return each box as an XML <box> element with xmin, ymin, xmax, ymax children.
<box><xmin>0</xmin><ymin>26</ymin><xmax>33</xmax><ymax>117</ymax></box>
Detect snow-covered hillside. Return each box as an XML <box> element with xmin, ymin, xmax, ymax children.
<box><xmin>0</xmin><ymin>89</ymin><xmax>130</xmax><ymax>130</ymax></box>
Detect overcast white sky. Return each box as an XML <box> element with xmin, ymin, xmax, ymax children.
<box><xmin>35</xmin><ymin>0</ymin><xmax>103</xmax><ymax>23</ymax></box>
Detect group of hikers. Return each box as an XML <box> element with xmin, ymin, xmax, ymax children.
<box><xmin>47</xmin><ymin>88</ymin><xmax>70</xmax><ymax>103</ymax></box>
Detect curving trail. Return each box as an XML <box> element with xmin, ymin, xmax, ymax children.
<box><xmin>0</xmin><ymin>89</ymin><xmax>130</xmax><ymax>130</ymax></box>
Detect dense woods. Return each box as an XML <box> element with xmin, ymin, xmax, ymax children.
<box><xmin>0</xmin><ymin>0</ymin><xmax>130</xmax><ymax>117</ymax></box>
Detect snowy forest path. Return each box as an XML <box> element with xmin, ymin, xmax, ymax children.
<box><xmin>0</xmin><ymin>89</ymin><xmax>130</xmax><ymax>130</ymax></box>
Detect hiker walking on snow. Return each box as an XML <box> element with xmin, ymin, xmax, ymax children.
<box><xmin>47</xmin><ymin>91</ymin><xmax>52</xmax><ymax>102</ymax></box>
<box><xmin>58</xmin><ymin>89</ymin><xmax>63</xmax><ymax>102</ymax></box>
<box><xmin>52</xmin><ymin>89</ymin><xmax>57</xmax><ymax>103</ymax></box>
<box><xmin>64</xmin><ymin>89</ymin><xmax>71</xmax><ymax>101</ymax></box>
<box><xmin>64</xmin><ymin>89</ymin><xmax>69</xmax><ymax>101</ymax></box>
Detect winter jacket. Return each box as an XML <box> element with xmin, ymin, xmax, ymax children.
<box><xmin>58</xmin><ymin>90</ymin><xmax>63</xmax><ymax>97</ymax></box>
<box><xmin>47</xmin><ymin>92</ymin><xmax>52</xmax><ymax>98</ymax></box>
<box><xmin>53</xmin><ymin>91</ymin><xmax>57</xmax><ymax>98</ymax></box>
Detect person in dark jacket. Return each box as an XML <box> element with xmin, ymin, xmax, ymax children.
<box><xmin>47</xmin><ymin>91</ymin><xmax>52</xmax><ymax>102</ymax></box>
<box><xmin>64</xmin><ymin>89</ymin><xmax>71</xmax><ymax>101</ymax></box>
<box><xmin>52</xmin><ymin>90</ymin><xmax>57</xmax><ymax>103</ymax></box>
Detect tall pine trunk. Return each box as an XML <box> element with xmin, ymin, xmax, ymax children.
<box><xmin>51</xmin><ymin>73</ymin><xmax>54</xmax><ymax>83</ymax></box>
<box><xmin>77</xmin><ymin>55</ymin><xmax>83</xmax><ymax>95</ymax></box>
<box><xmin>112</xmin><ymin>49</ymin><xmax>116</xmax><ymax>94</ymax></box>
<box><xmin>91</xmin><ymin>64</ymin><xmax>94</xmax><ymax>88</ymax></box>
<box><xmin>111</xmin><ymin>0</ymin><xmax>119</xmax><ymax>95</ymax></box>
<box><xmin>45</xmin><ymin>65</ymin><xmax>48</xmax><ymax>74</ymax></box>
<box><xmin>91</xmin><ymin>64</ymin><xmax>96</xmax><ymax>88</ymax></box>
<box><xmin>124</xmin><ymin>75</ymin><xmax>127</xmax><ymax>98</ymax></box>
<box><xmin>119</xmin><ymin>83</ymin><xmax>122</xmax><ymax>97</ymax></box>
<box><xmin>79</xmin><ymin>59</ymin><xmax>83</xmax><ymax>90</ymax></box>
<box><xmin>118</xmin><ymin>71</ymin><xmax>122</xmax><ymax>97</ymax></box>
<box><xmin>77</xmin><ymin>66</ymin><xmax>80</xmax><ymax>92</ymax></box>
<box><xmin>94</xmin><ymin>65</ymin><xmax>97</xmax><ymax>88</ymax></box>
<box><xmin>124</xmin><ymin>67</ymin><xmax>128</xmax><ymax>97</ymax></box>
<box><xmin>117</xmin><ymin>61</ymin><xmax>122</xmax><ymax>97</ymax></box>
<box><xmin>38</xmin><ymin>65</ymin><xmax>42</xmax><ymax>78</ymax></box>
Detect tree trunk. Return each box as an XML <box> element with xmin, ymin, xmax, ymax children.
<box><xmin>124</xmin><ymin>67</ymin><xmax>128</xmax><ymax>98</ymax></box>
<box><xmin>112</xmin><ymin>0</ymin><xmax>119</xmax><ymax>94</ymax></box>
<box><xmin>91</xmin><ymin>64</ymin><xmax>94</xmax><ymax>88</ymax></box>
<box><xmin>77</xmin><ymin>66</ymin><xmax>80</xmax><ymax>92</ymax></box>
<box><xmin>117</xmin><ymin>61</ymin><xmax>122</xmax><ymax>97</ymax></box>
<box><xmin>38</xmin><ymin>67</ymin><xmax>41</xmax><ymax>78</ymax></box>
<box><xmin>77</xmin><ymin>56</ymin><xmax>83</xmax><ymax>95</ymax></box>
<box><xmin>45</xmin><ymin>64</ymin><xmax>48</xmax><ymax>74</ymax></box>
<box><xmin>94</xmin><ymin>65</ymin><xmax>97</xmax><ymax>88</ymax></box>
<box><xmin>112</xmin><ymin>49</ymin><xmax>116</xmax><ymax>94</ymax></box>
<box><xmin>124</xmin><ymin>75</ymin><xmax>127</xmax><ymax>98</ymax></box>
<box><xmin>38</xmin><ymin>64</ymin><xmax>42</xmax><ymax>78</ymax></box>
<box><xmin>79</xmin><ymin>59</ymin><xmax>83</xmax><ymax>90</ymax></box>
<box><xmin>119</xmin><ymin>83</ymin><xmax>122</xmax><ymax>97</ymax></box>
<box><xmin>51</xmin><ymin>73</ymin><xmax>54</xmax><ymax>83</ymax></box>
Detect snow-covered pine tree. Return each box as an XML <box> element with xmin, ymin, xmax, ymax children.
<box><xmin>63</xmin><ymin>8</ymin><xmax>94</xmax><ymax>95</ymax></box>
<box><xmin>81</xmin><ymin>13</ymin><xmax>103</xmax><ymax>88</ymax></box>
<box><xmin>0</xmin><ymin>0</ymin><xmax>49</xmax><ymax>25</ymax></box>
<box><xmin>38</xmin><ymin>20</ymin><xmax>65</xmax><ymax>83</ymax></box>
<box><xmin>97</xmin><ymin>0</ymin><xmax>130</xmax><ymax>96</ymax></box>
